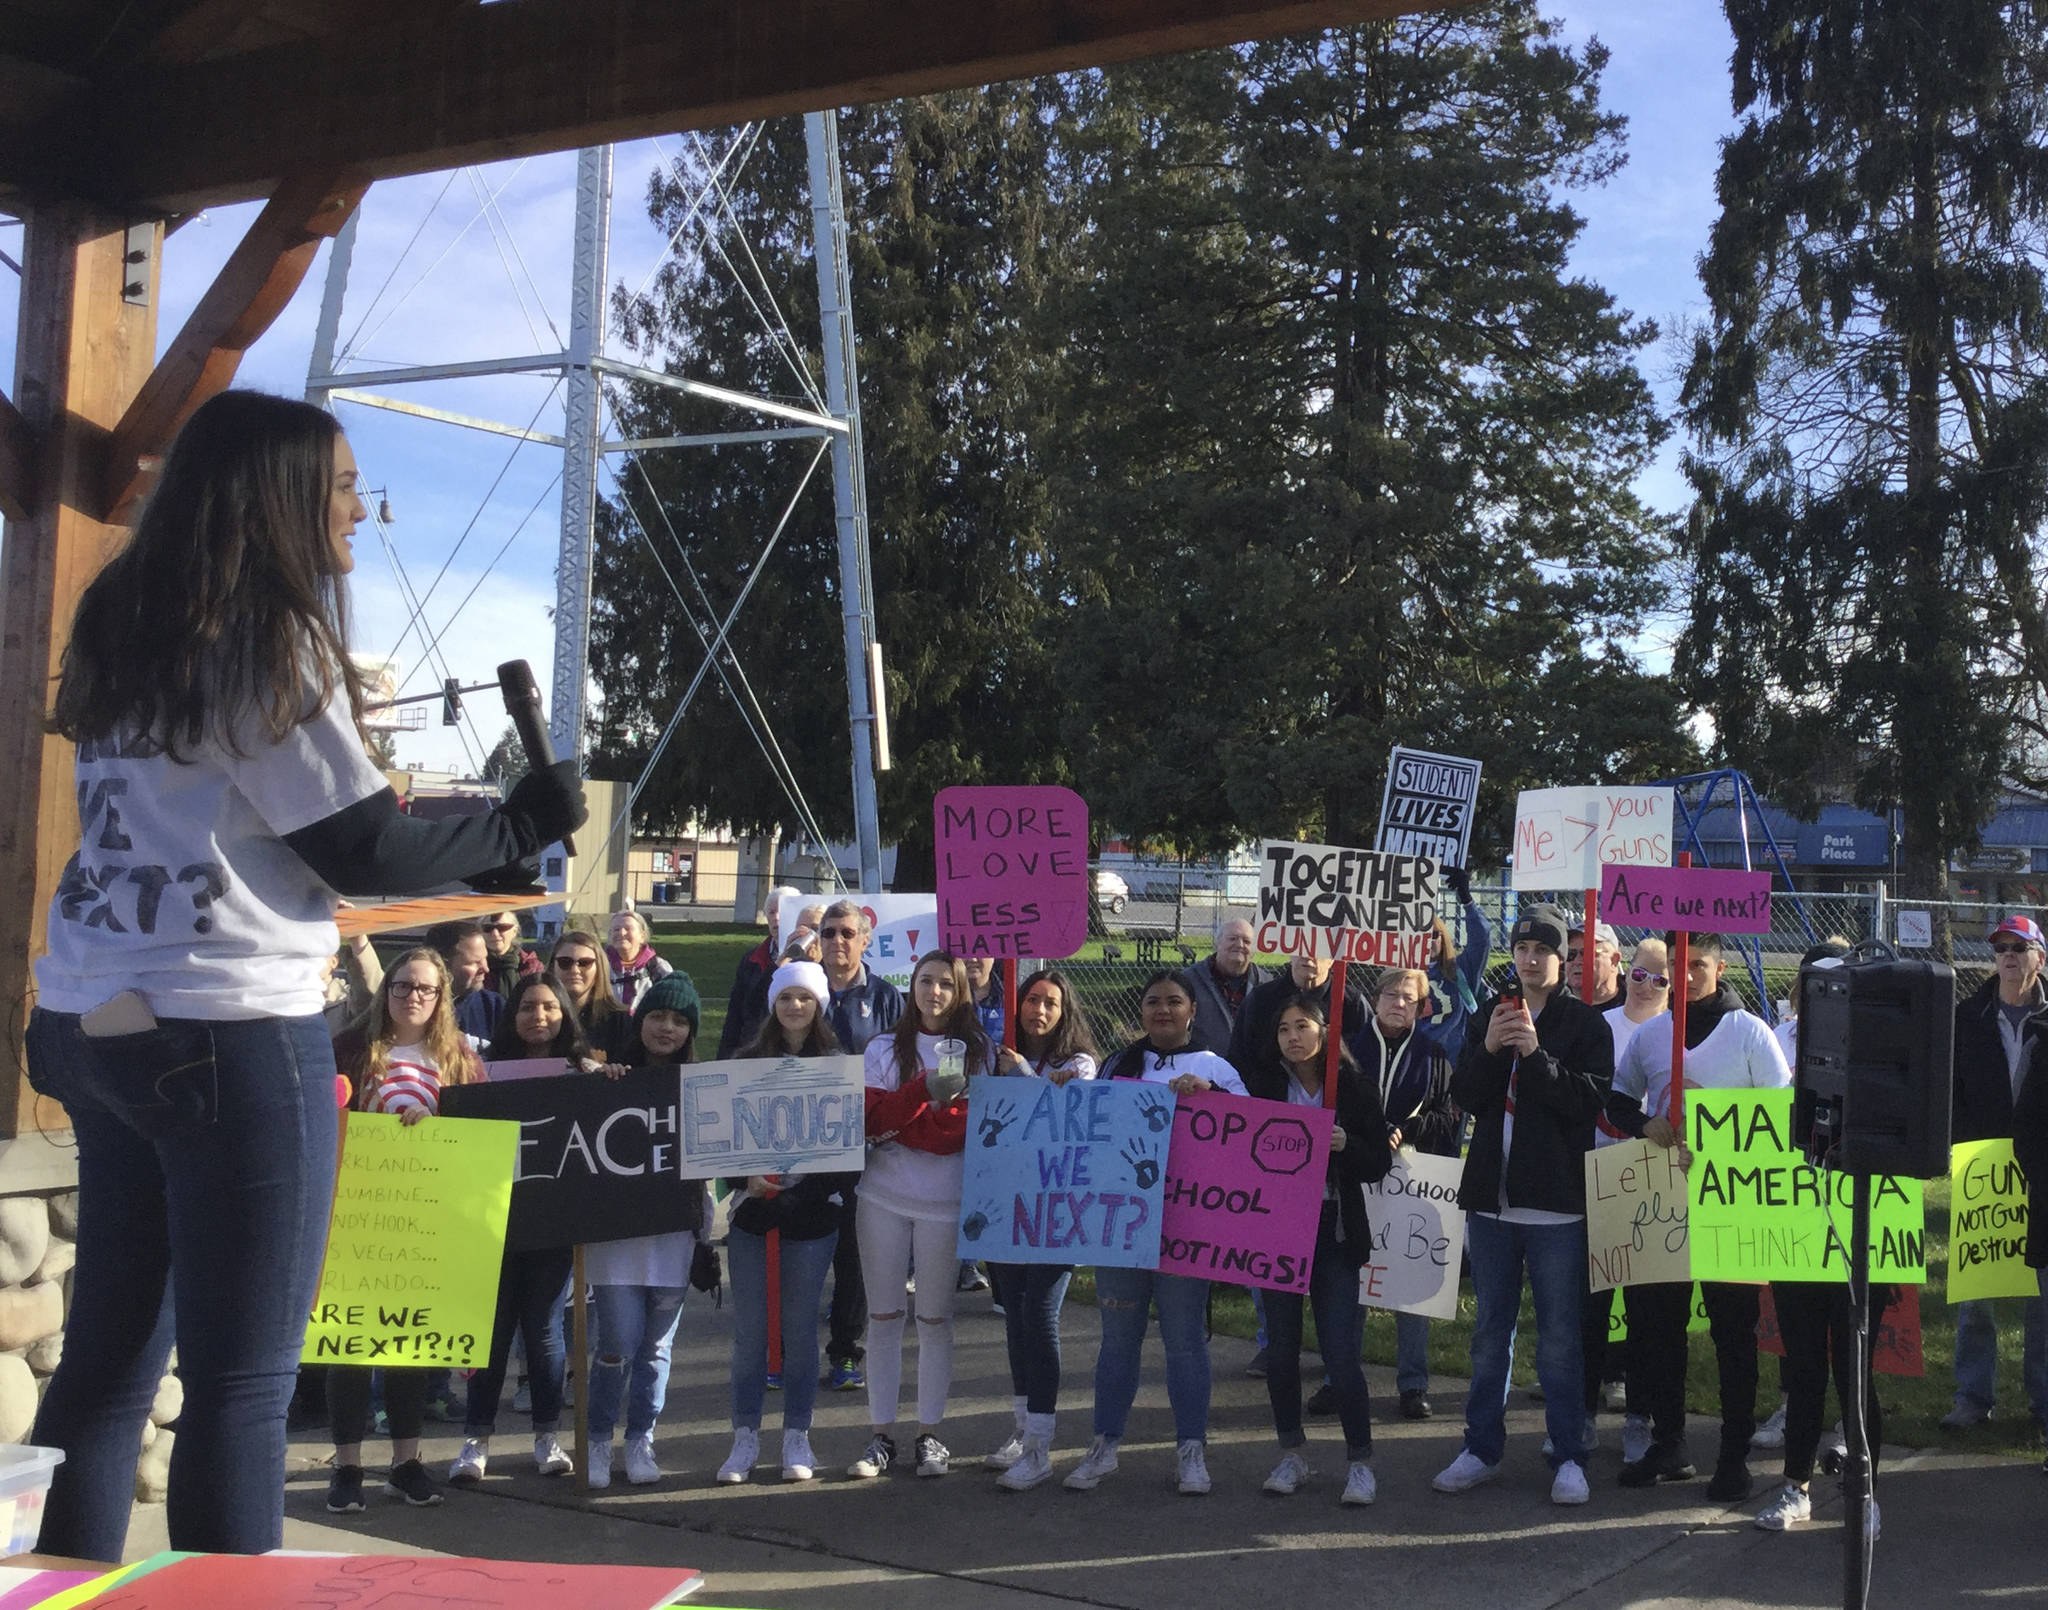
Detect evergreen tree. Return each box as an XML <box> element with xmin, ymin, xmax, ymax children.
<box><xmin>1681</xmin><ymin>0</ymin><xmax>2048</xmax><ymax>896</ymax></box>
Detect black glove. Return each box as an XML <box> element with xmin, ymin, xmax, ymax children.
<box><xmin>464</xmin><ymin>859</ymin><xmax>545</xmax><ymax>895</ymax></box>
<box><xmin>1446</xmin><ymin>864</ymin><xmax>1471</xmax><ymax>903</ymax></box>
<box><xmin>499</xmin><ymin>759</ymin><xmax>588</xmax><ymax>853</ymax></box>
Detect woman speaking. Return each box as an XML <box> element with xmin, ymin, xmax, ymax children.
<box><xmin>26</xmin><ymin>391</ymin><xmax>586</xmax><ymax>1558</ymax></box>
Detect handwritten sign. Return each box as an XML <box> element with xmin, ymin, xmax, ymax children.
<box><xmin>956</xmin><ymin>1078</ymin><xmax>1172</xmax><ymax>1266</ymax></box>
<box><xmin>65</xmin><ymin>1554</ymin><xmax>707</xmax><ymax>1608</ymax></box>
<box><xmin>1359</xmin><ymin>1149</ymin><xmax>1466</xmax><ymax>1318</ymax></box>
<box><xmin>935</xmin><ymin>785</ymin><xmax>1091</xmax><ymax>959</ymax></box>
<box><xmin>1686</xmin><ymin>1090</ymin><xmax>1925</xmax><ymax>1283</ymax></box>
<box><xmin>1599</xmin><ymin>864</ymin><xmax>1773</xmax><ymax>935</ymax></box>
<box><xmin>1948</xmin><ymin>1139</ymin><xmax>2034</xmax><ymax>1303</ymax></box>
<box><xmin>776</xmin><ymin>890</ymin><xmax>936</xmax><ymax>991</ymax></box>
<box><xmin>1585</xmin><ymin>1138</ymin><xmax>1691</xmax><ymax>1291</ymax></box>
<box><xmin>1157</xmin><ymin>1089</ymin><xmax>1332</xmax><ymax>1293</ymax></box>
<box><xmin>1511</xmin><ymin>786</ymin><xmax>1673</xmax><ymax>892</ymax></box>
<box><xmin>1255</xmin><ymin>840</ymin><xmax>1439</xmax><ymax>966</ymax></box>
<box><xmin>442</xmin><ymin>1055</ymin><xmax>866</xmax><ymax>1250</ymax></box>
<box><xmin>1376</xmin><ymin>747</ymin><xmax>1482</xmax><ymax>870</ymax></box>
<box><xmin>302</xmin><ymin>1111</ymin><xmax>519</xmax><ymax>1367</ymax></box>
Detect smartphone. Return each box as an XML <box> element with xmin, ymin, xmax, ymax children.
<box><xmin>81</xmin><ymin>990</ymin><xmax>156</xmax><ymax>1039</ymax></box>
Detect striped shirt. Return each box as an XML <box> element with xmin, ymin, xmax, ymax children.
<box><xmin>367</xmin><ymin>1045</ymin><xmax>444</xmax><ymax>1117</ymax></box>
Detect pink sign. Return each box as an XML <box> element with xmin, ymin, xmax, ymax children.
<box><xmin>1157</xmin><ymin>1089</ymin><xmax>1333</xmax><ymax>1294</ymax></box>
<box><xmin>1599</xmin><ymin>863</ymin><xmax>1774</xmax><ymax>934</ymax></box>
<box><xmin>934</xmin><ymin>785</ymin><xmax>1090</xmax><ymax>959</ymax></box>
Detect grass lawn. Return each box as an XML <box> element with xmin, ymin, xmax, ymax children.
<box><xmin>649</xmin><ymin>924</ymin><xmax>761</xmax><ymax>1052</ymax></box>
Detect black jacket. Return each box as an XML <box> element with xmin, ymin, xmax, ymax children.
<box><xmin>1241</xmin><ymin>1056</ymin><xmax>1394</xmax><ymax>1269</ymax></box>
<box><xmin>2011</xmin><ymin>1039</ymin><xmax>2048</xmax><ymax>1267</ymax></box>
<box><xmin>1954</xmin><ymin>976</ymin><xmax>2048</xmax><ymax>1143</ymax></box>
<box><xmin>725</xmin><ymin>1169</ymin><xmax>860</xmax><ymax>1241</ymax></box>
<box><xmin>1357</xmin><ymin>1021</ymin><xmax>1460</xmax><ymax>1158</ymax></box>
<box><xmin>717</xmin><ymin>939</ymin><xmax>777</xmax><ymax>1058</ymax></box>
<box><xmin>1228</xmin><ymin>973</ymin><xmax>1371</xmax><ymax>1081</ymax></box>
<box><xmin>1452</xmin><ymin>986</ymin><xmax>1612</xmax><ymax>1216</ymax></box>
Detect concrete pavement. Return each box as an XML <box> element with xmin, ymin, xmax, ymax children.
<box><xmin>119</xmin><ymin>1285</ymin><xmax>2048</xmax><ymax>1607</ymax></box>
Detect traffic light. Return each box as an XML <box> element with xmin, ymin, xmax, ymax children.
<box><xmin>442</xmin><ymin>677</ymin><xmax>462</xmax><ymax>726</ymax></box>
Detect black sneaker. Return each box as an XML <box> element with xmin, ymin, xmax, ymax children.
<box><xmin>326</xmin><ymin>1464</ymin><xmax>367</xmax><ymax>1514</ymax></box>
<box><xmin>385</xmin><ymin>1458</ymin><xmax>443</xmax><ymax>1507</ymax></box>
<box><xmin>914</xmin><ymin>1434</ymin><xmax>951</xmax><ymax>1477</ymax></box>
<box><xmin>1618</xmin><ymin>1439</ymin><xmax>1697</xmax><ymax>1488</ymax></box>
<box><xmin>1399</xmin><ymin>1389</ymin><xmax>1433</xmax><ymax>1420</ymax></box>
<box><xmin>1305</xmin><ymin>1383</ymin><xmax>1340</xmax><ymax>1416</ymax></box>
<box><xmin>847</xmin><ymin>1432</ymin><xmax>897</xmax><ymax>1479</ymax></box>
<box><xmin>1706</xmin><ymin>1457</ymin><xmax>1753</xmax><ymax>1502</ymax></box>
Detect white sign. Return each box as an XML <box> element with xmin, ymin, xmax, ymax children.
<box><xmin>674</xmin><ymin>1054</ymin><xmax>868</xmax><ymax>1177</ymax></box>
<box><xmin>1256</xmin><ymin>840</ymin><xmax>1439</xmax><ymax>967</ymax></box>
<box><xmin>1511</xmin><ymin>786</ymin><xmax>1674</xmax><ymax>892</ymax></box>
<box><xmin>1896</xmin><ymin>909</ymin><xmax>1933</xmax><ymax>949</ymax></box>
<box><xmin>1359</xmin><ymin>1149</ymin><xmax>1467</xmax><ymax>1319</ymax></box>
<box><xmin>776</xmin><ymin>891</ymin><xmax>939</xmax><ymax>990</ymax></box>
<box><xmin>1376</xmin><ymin>747</ymin><xmax>1483</xmax><ymax>870</ymax></box>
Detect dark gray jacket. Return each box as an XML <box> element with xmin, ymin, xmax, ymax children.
<box><xmin>1179</xmin><ymin>956</ymin><xmax>1272</xmax><ymax>1056</ymax></box>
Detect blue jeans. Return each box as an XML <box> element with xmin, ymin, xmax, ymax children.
<box><xmin>1953</xmin><ymin>1295</ymin><xmax>2048</xmax><ymax>1424</ymax></box>
<box><xmin>1464</xmin><ymin>1214</ymin><xmax>1587</xmax><ymax>1469</ymax></box>
<box><xmin>464</xmin><ymin>1247</ymin><xmax>573</xmax><ymax>1435</ymax></box>
<box><xmin>990</xmin><ymin>1263</ymin><xmax>1072</xmax><ymax>1414</ymax></box>
<box><xmin>587</xmin><ymin>1284</ymin><xmax>686</xmax><ymax>1441</ymax></box>
<box><xmin>1264</xmin><ymin>1228</ymin><xmax>1374</xmax><ymax>1460</ymax></box>
<box><xmin>729</xmin><ymin>1227</ymin><xmax>837</xmax><ymax>1431</ymax></box>
<box><xmin>25</xmin><ymin>1008</ymin><xmax>337</xmax><ymax>1559</ymax></box>
<box><xmin>1395</xmin><ymin>1311</ymin><xmax>1431</xmax><ymax>1394</ymax></box>
<box><xmin>1091</xmin><ymin>1265</ymin><xmax>1211</xmax><ymax>1443</ymax></box>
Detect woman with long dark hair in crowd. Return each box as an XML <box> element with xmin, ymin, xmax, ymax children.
<box><xmin>549</xmin><ymin>928</ymin><xmax>635</xmax><ymax>1062</ymax></box>
<box><xmin>981</xmin><ymin>969</ymin><xmax>1100</xmax><ymax>1491</ymax></box>
<box><xmin>26</xmin><ymin>392</ymin><xmax>583</xmax><ymax>1557</ymax></box>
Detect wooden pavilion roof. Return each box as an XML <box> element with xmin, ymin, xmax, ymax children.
<box><xmin>0</xmin><ymin>0</ymin><xmax>1459</xmax><ymax>216</ymax></box>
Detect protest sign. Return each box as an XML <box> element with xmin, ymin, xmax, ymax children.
<box><xmin>1375</xmin><ymin>747</ymin><xmax>1482</xmax><ymax>870</ymax></box>
<box><xmin>1948</xmin><ymin>1139</ymin><xmax>2034</xmax><ymax>1303</ymax></box>
<box><xmin>1599</xmin><ymin>864</ymin><xmax>1772</xmax><ymax>935</ymax></box>
<box><xmin>1255</xmin><ymin>840</ymin><xmax>1439</xmax><ymax>967</ymax></box>
<box><xmin>1511</xmin><ymin>786</ymin><xmax>1673</xmax><ymax>892</ymax></box>
<box><xmin>956</xmin><ymin>1078</ymin><xmax>1171</xmax><ymax>1266</ymax></box>
<box><xmin>775</xmin><ymin>890</ymin><xmax>935</xmax><ymax>991</ymax></box>
<box><xmin>1158</xmin><ymin>1089</ymin><xmax>1332</xmax><ymax>1294</ymax></box>
<box><xmin>1756</xmin><ymin>1284</ymin><xmax>1925</xmax><ymax>1377</ymax></box>
<box><xmin>303</xmin><ymin>1111</ymin><xmax>519</xmax><ymax>1367</ymax></box>
<box><xmin>934</xmin><ymin>785</ymin><xmax>1090</xmax><ymax>960</ymax></box>
<box><xmin>1585</xmin><ymin>1138</ymin><xmax>1691</xmax><ymax>1291</ymax></box>
<box><xmin>1607</xmin><ymin>1286</ymin><xmax>1710</xmax><ymax>1343</ymax></box>
<box><xmin>441</xmin><ymin>1055</ymin><xmax>866</xmax><ymax>1250</ymax></box>
<box><xmin>1686</xmin><ymin>1090</ymin><xmax>1925</xmax><ymax>1283</ymax></box>
<box><xmin>1359</xmin><ymin>1149</ymin><xmax>1466</xmax><ymax>1318</ymax></box>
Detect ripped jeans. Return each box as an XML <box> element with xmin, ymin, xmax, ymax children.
<box><xmin>587</xmin><ymin>1284</ymin><xmax>687</xmax><ymax>1443</ymax></box>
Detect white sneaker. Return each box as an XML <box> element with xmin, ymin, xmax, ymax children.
<box><xmin>717</xmin><ymin>1427</ymin><xmax>760</xmax><ymax>1484</ymax></box>
<box><xmin>1755</xmin><ymin>1482</ymin><xmax>1812</xmax><ymax>1531</ymax></box>
<box><xmin>1263</xmin><ymin>1451</ymin><xmax>1311</xmax><ymax>1495</ymax></box>
<box><xmin>1176</xmin><ymin>1439</ymin><xmax>1211</xmax><ymax>1495</ymax></box>
<box><xmin>1064</xmin><ymin>1435</ymin><xmax>1120</xmax><ymax>1491</ymax></box>
<box><xmin>1432</xmin><ymin>1449</ymin><xmax>1499</xmax><ymax>1493</ymax></box>
<box><xmin>624</xmin><ymin>1432</ymin><xmax>661</xmax><ymax>1486</ymax></box>
<box><xmin>586</xmin><ymin>1438</ymin><xmax>615</xmax><ymax>1490</ymax></box>
<box><xmin>984</xmin><ymin>1432</ymin><xmax>1025</xmax><ymax>1470</ymax></box>
<box><xmin>448</xmin><ymin>1437</ymin><xmax>489</xmax><ymax>1485</ymax></box>
<box><xmin>996</xmin><ymin>1439</ymin><xmax>1053</xmax><ymax>1491</ymax></box>
<box><xmin>1341</xmin><ymin>1462</ymin><xmax>1377</xmax><ymax>1506</ymax></box>
<box><xmin>1551</xmin><ymin>1460</ymin><xmax>1590</xmax><ymax>1506</ymax></box>
<box><xmin>781</xmin><ymin>1429</ymin><xmax>816</xmax><ymax>1482</ymax></box>
<box><xmin>1752</xmin><ymin>1401</ymin><xmax>1788</xmax><ymax>1450</ymax></box>
<box><xmin>913</xmin><ymin>1434</ymin><xmax>951</xmax><ymax>1478</ymax></box>
<box><xmin>533</xmin><ymin>1432</ymin><xmax>573</xmax><ymax>1477</ymax></box>
<box><xmin>1622</xmin><ymin>1413</ymin><xmax>1653</xmax><ymax>1465</ymax></box>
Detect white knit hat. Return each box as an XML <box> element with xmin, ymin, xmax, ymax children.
<box><xmin>769</xmin><ymin>960</ymin><xmax>831</xmax><ymax>1009</ymax></box>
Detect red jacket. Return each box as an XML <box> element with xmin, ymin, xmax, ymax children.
<box><xmin>865</xmin><ymin>1070</ymin><xmax>968</xmax><ymax>1155</ymax></box>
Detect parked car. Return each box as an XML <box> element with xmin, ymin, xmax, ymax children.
<box><xmin>1095</xmin><ymin>870</ymin><xmax>1129</xmax><ymax>914</ymax></box>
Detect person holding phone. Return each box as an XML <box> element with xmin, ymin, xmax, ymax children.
<box><xmin>26</xmin><ymin>393</ymin><xmax>585</xmax><ymax>1559</ymax></box>
<box><xmin>1433</xmin><ymin>903</ymin><xmax>1612</xmax><ymax>1507</ymax></box>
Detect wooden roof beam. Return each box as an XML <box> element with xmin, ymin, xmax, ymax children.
<box><xmin>4</xmin><ymin>0</ymin><xmax>1465</xmax><ymax>213</ymax></box>
<box><xmin>0</xmin><ymin>389</ymin><xmax>33</xmax><ymax>523</ymax></box>
<box><xmin>98</xmin><ymin>168</ymin><xmax>364</xmax><ymax>522</ymax></box>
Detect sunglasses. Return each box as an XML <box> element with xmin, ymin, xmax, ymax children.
<box><xmin>819</xmin><ymin>926</ymin><xmax>860</xmax><ymax>940</ymax></box>
<box><xmin>1629</xmin><ymin>967</ymin><xmax>1669</xmax><ymax>987</ymax></box>
<box><xmin>482</xmin><ymin>922</ymin><xmax>517</xmax><ymax>934</ymax></box>
<box><xmin>1993</xmin><ymin>940</ymin><xmax>2035</xmax><ymax>955</ymax></box>
<box><xmin>388</xmin><ymin>981</ymin><xmax>441</xmax><ymax>1000</ymax></box>
<box><xmin>554</xmin><ymin>955</ymin><xmax>599</xmax><ymax>970</ymax></box>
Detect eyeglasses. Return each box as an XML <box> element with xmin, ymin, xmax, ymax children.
<box><xmin>554</xmin><ymin>955</ymin><xmax>599</xmax><ymax>970</ymax></box>
<box><xmin>820</xmin><ymin>925</ymin><xmax>860</xmax><ymax>940</ymax></box>
<box><xmin>1630</xmin><ymin>967</ymin><xmax>1669</xmax><ymax>987</ymax></box>
<box><xmin>1993</xmin><ymin>940</ymin><xmax>2034</xmax><ymax>955</ymax></box>
<box><xmin>387</xmin><ymin>981</ymin><xmax>441</xmax><ymax>1001</ymax></box>
<box><xmin>1376</xmin><ymin>990</ymin><xmax>1421</xmax><ymax>1008</ymax></box>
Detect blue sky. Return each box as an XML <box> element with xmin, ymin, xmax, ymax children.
<box><xmin>0</xmin><ymin>0</ymin><xmax>1738</xmax><ymax>780</ymax></box>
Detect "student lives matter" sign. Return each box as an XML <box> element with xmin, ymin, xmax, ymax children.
<box><xmin>1376</xmin><ymin>747</ymin><xmax>1482</xmax><ymax>870</ymax></box>
<box><xmin>1256</xmin><ymin>839</ymin><xmax>1439</xmax><ymax>967</ymax></box>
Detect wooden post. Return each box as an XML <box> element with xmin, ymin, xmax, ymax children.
<box><xmin>1323</xmin><ymin>959</ymin><xmax>1348</xmax><ymax>1108</ymax></box>
<box><xmin>571</xmin><ymin>1244</ymin><xmax>590</xmax><ymax>1488</ymax></box>
<box><xmin>0</xmin><ymin>202</ymin><xmax>162</xmax><ymax>1137</ymax></box>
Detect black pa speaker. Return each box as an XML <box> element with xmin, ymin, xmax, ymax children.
<box><xmin>1792</xmin><ymin>939</ymin><xmax>1953</xmax><ymax>1178</ymax></box>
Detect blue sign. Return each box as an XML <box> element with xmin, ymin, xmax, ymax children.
<box><xmin>1795</xmin><ymin>823</ymin><xmax>1888</xmax><ymax>868</ymax></box>
<box><xmin>957</xmin><ymin>1078</ymin><xmax>1173</xmax><ymax>1267</ymax></box>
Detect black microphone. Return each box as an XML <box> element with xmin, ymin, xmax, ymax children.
<box><xmin>497</xmin><ymin>659</ymin><xmax>577</xmax><ymax>858</ymax></box>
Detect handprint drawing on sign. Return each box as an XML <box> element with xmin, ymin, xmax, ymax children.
<box><xmin>978</xmin><ymin>1098</ymin><xmax>1018</xmax><ymax>1148</ymax></box>
<box><xmin>1121</xmin><ymin>1138</ymin><xmax>1160</xmax><ymax>1192</ymax></box>
<box><xmin>960</xmin><ymin>1199</ymin><xmax>1001</xmax><ymax>1243</ymax></box>
<box><xmin>1137</xmin><ymin>1094</ymin><xmax>1171</xmax><ymax>1133</ymax></box>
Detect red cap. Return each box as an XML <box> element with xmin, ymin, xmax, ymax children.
<box><xmin>1990</xmin><ymin>915</ymin><xmax>2045</xmax><ymax>950</ymax></box>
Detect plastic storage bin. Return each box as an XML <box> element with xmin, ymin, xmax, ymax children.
<box><xmin>0</xmin><ymin>1444</ymin><xmax>63</xmax><ymax>1556</ymax></box>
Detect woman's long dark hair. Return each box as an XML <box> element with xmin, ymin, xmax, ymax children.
<box><xmin>740</xmin><ymin>1007</ymin><xmax>843</xmax><ymax>1060</ymax></box>
<box><xmin>50</xmin><ymin>391</ymin><xmax>365</xmax><ymax>757</ymax></box>
<box><xmin>890</xmin><ymin>950</ymin><xmax>993</xmax><ymax>1084</ymax></box>
<box><xmin>1015</xmin><ymin>968</ymin><xmax>1100</xmax><ymax>1068</ymax></box>
<box><xmin>1272</xmin><ymin>991</ymin><xmax>1360</xmax><ymax>1079</ymax></box>
<box><xmin>1102</xmin><ymin>970</ymin><xmax>1195</xmax><ymax>1080</ymax></box>
<box><xmin>486</xmin><ymin>973</ymin><xmax>591</xmax><ymax>1063</ymax></box>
